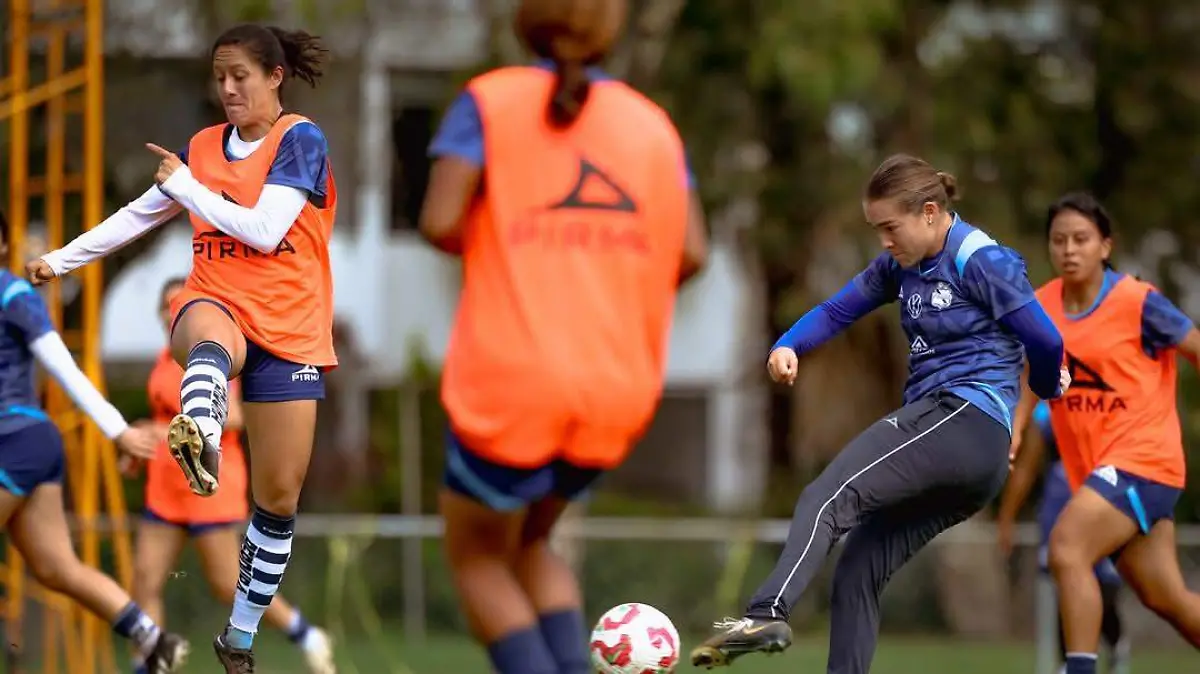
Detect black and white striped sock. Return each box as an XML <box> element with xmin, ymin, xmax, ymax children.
<box><xmin>180</xmin><ymin>340</ymin><xmax>231</xmax><ymax>448</ymax></box>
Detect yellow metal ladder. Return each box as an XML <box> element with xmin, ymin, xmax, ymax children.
<box><xmin>3</xmin><ymin>0</ymin><xmax>134</xmax><ymax>671</ymax></box>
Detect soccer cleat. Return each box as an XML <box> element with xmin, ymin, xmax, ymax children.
<box><xmin>143</xmin><ymin>632</ymin><xmax>189</xmax><ymax>673</ymax></box>
<box><xmin>167</xmin><ymin>414</ymin><xmax>220</xmax><ymax>496</ymax></box>
<box><xmin>302</xmin><ymin>627</ymin><xmax>337</xmax><ymax>674</ymax></box>
<box><xmin>213</xmin><ymin>633</ymin><xmax>255</xmax><ymax>673</ymax></box>
<box><xmin>690</xmin><ymin>617</ymin><xmax>792</xmax><ymax>668</ymax></box>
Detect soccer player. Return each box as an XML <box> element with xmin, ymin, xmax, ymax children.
<box><xmin>1015</xmin><ymin>192</ymin><xmax>1200</xmax><ymax>674</ymax></box>
<box><xmin>29</xmin><ymin>24</ymin><xmax>337</xmax><ymax>673</ymax></box>
<box><xmin>126</xmin><ymin>277</ymin><xmax>335</xmax><ymax>674</ymax></box>
<box><xmin>0</xmin><ymin>208</ymin><xmax>189</xmax><ymax>673</ymax></box>
<box><xmin>691</xmin><ymin>154</ymin><xmax>1069</xmax><ymax>673</ymax></box>
<box><xmin>997</xmin><ymin>399</ymin><xmax>1129</xmax><ymax>674</ymax></box>
<box><xmin>419</xmin><ymin>0</ymin><xmax>707</xmax><ymax>672</ymax></box>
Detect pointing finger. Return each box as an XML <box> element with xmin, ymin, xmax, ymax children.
<box><xmin>145</xmin><ymin>143</ymin><xmax>174</xmax><ymax>158</ymax></box>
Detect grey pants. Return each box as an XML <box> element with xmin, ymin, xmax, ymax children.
<box><xmin>745</xmin><ymin>392</ymin><xmax>1010</xmax><ymax>674</ymax></box>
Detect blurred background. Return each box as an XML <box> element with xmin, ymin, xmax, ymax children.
<box><xmin>4</xmin><ymin>0</ymin><xmax>1200</xmax><ymax>672</ymax></box>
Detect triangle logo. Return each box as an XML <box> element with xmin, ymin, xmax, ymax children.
<box><xmin>1065</xmin><ymin>352</ymin><xmax>1114</xmax><ymax>392</ymax></box>
<box><xmin>548</xmin><ymin>158</ymin><xmax>638</xmax><ymax>213</ymax></box>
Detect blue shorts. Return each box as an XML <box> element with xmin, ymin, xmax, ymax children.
<box><xmin>142</xmin><ymin>507</ymin><xmax>242</xmax><ymax>537</ymax></box>
<box><xmin>1038</xmin><ymin>462</ymin><xmax>1121</xmax><ymax>585</ymax></box>
<box><xmin>1084</xmin><ymin>465</ymin><xmax>1181</xmax><ymax>536</ymax></box>
<box><xmin>443</xmin><ymin>431</ymin><xmax>604</xmax><ymax>512</ymax></box>
<box><xmin>0</xmin><ymin>420</ymin><xmax>65</xmax><ymax>497</ymax></box>
<box><xmin>174</xmin><ymin>299</ymin><xmax>325</xmax><ymax>402</ymax></box>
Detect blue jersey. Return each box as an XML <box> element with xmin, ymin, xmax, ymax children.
<box><xmin>0</xmin><ymin>272</ymin><xmax>55</xmax><ymax>434</ymax></box>
<box><xmin>854</xmin><ymin>217</ymin><xmax>1036</xmax><ymax>430</ymax></box>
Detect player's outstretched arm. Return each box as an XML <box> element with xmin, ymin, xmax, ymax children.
<box><xmin>2</xmin><ymin>280</ymin><xmax>157</xmax><ymax>458</ymax></box>
<box><xmin>29</xmin><ymin>185</ymin><xmax>182</xmax><ymax>284</ymax></box>
<box><xmin>771</xmin><ymin>253</ymin><xmax>898</xmax><ymax>360</ymax></box>
<box><xmin>30</xmin><ymin>331</ymin><xmax>156</xmax><ymax>459</ymax></box>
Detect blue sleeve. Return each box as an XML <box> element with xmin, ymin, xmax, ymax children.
<box><xmin>2</xmin><ymin>280</ymin><xmax>53</xmax><ymax>344</ymax></box>
<box><xmin>960</xmin><ymin>245</ymin><xmax>1036</xmax><ymax>320</ymax></box>
<box><xmin>1141</xmin><ymin>290</ymin><xmax>1194</xmax><ymax>357</ymax></box>
<box><xmin>265</xmin><ymin>122</ymin><xmax>330</xmax><ymax>207</ymax></box>
<box><xmin>772</xmin><ymin>280</ymin><xmax>885</xmax><ymax>354</ymax></box>
<box><xmin>683</xmin><ymin>150</ymin><xmax>697</xmax><ymax>190</ymax></box>
<box><xmin>999</xmin><ymin>302</ymin><xmax>1064</xmax><ymax>400</ymax></box>
<box><xmin>178</xmin><ymin>146</ymin><xmax>189</xmax><ymax>166</ymax></box>
<box><xmin>429</xmin><ymin>91</ymin><xmax>484</xmax><ymax>167</ymax></box>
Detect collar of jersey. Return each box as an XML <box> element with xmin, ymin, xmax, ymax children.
<box><xmin>1062</xmin><ymin>268</ymin><xmax>1122</xmax><ymax>321</ymax></box>
<box><xmin>917</xmin><ymin>213</ymin><xmax>961</xmax><ymax>276</ymax></box>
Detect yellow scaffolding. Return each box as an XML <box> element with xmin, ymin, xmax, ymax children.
<box><xmin>3</xmin><ymin>1</ymin><xmax>133</xmax><ymax>672</ymax></box>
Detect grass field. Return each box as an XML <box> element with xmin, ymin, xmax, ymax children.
<box><xmin>159</xmin><ymin>630</ymin><xmax>1193</xmax><ymax>674</ymax></box>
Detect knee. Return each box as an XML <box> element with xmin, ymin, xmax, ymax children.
<box><xmin>1047</xmin><ymin>529</ymin><xmax>1091</xmax><ymax>577</ymax></box>
<box><xmin>253</xmin><ymin>484</ymin><xmax>301</xmax><ymax>516</ymax></box>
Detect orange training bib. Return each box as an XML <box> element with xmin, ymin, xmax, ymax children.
<box><xmin>441</xmin><ymin>66</ymin><xmax>690</xmax><ymax>470</ymax></box>
<box><xmin>1038</xmin><ymin>276</ymin><xmax>1186</xmax><ymax>489</ymax></box>
<box><xmin>175</xmin><ymin>114</ymin><xmax>338</xmax><ymax>367</ymax></box>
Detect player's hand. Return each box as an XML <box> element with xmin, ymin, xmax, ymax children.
<box><xmin>115</xmin><ymin>426</ymin><xmax>157</xmax><ymax>460</ymax></box>
<box><xmin>117</xmin><ymin>454</ymin><xmax>144</xmax><ymax>478</ymax></box>
<box><xmin>767</xmin><ymin>347</ymin><xmax>799</xmax><ymax>385</ymax></box>
<box><xmin>1008</xmin><ymin>437</ymin><xmax>1021</xmax><ymax>472</ymax></box>
<box><xmin>25</xmin><ymin>258</ymin><xmax>57</xmax><ymax>286</ymax></box>
<box><xmin>1057</xmin><ymin>366</ymin><xmax>1071</xmax><ymax>397</ymax></box>
<box><xmin>146</xmin><ymin>143</ymin><xmax>184</xmax><ymax>185</ymax></box>
<box><xmin>996</xmin><ymin>515</ymin><xmax>1016</xmax><ymax>557</ymax></box>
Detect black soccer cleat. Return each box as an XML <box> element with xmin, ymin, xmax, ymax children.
<box><xmin>143</xmin><ymin>632</ymin><xmax>189</xmax><ymax>673</ymax></box>
<box><xmin>690</xmin><ymin>617</ymin><xmax>792</xmax><ymax>668</ymax></box>
<box><xmin>213</xmin><ymin>632</ymin><xmax>255</xmax><ymax>673</ymax></box>
<box><xmin>167</xmin><ymin>414</ymin><xmax>220</xmax><ymax>496</ymax></box>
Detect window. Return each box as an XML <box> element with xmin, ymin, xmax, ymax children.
<box><xmin>390</xmin><ymin>106</ymin><xmax>435</xmax><ymax>232</ymax></box>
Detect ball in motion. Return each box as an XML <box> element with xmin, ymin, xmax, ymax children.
<box><xmin>589</xmin><ymin>602</ymin><xmax>680</xmax><ymax>673</ymax></box>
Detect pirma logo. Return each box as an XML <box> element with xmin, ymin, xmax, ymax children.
<box><xmin>910</xmin><ymin>335</ymin><xmax>932</xmax><ymax>355</ymax></box>
<box><xmin>291</xmin><ymin>364</ymin><xmax>321</xmax><ymax>383</ymax></box>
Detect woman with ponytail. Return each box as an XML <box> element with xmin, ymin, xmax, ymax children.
<box><xmin>32</xmin><ymin>23</ymin><xmax>339</xmax><ymax>674</ymax></box>
<box><xmin>419</xmin><ymin>1</ymin><xmax>707</xmax><ymax>672</ymax></box>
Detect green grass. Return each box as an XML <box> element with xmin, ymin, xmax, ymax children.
<box><xmin>162</xmin><ymin>630</ymin><xmax>1192</xmax><ymax>674</ymax></box>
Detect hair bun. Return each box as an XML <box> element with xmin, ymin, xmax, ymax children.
<box><xmin>936</xmin><ymin>171</ymin><xmax>960</xmax><ymax>201</ymax></box>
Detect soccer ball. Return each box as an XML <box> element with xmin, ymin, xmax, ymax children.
<box><xmin>589</xmin><ymin>602</ymin><xmax>680</xmax><ymax>673</ymax></box>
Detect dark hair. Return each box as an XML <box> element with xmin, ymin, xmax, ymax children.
<box><xmin>0</xmin><ymin>207</ymin><xmax>7</xmax><ymax>246</ymax></box>
<box><xmin>1046</xmin><ymin>191</ymin><xmax>1114</xmax><ymax>269</ymax></box>
<box><xmin>515</xmin><ymin>0</ymin><xmax>627</xmax><ymax>128</ymax></box>
<box><xmin>212</xmin><ymin>25</ymin><xmax>327</xmax><ymax>97</ymax></box>
<box><xmin>865</xmin><ymin>154</ymin><xmax>960</xmax><ymax>214</ymax></box>
<box><xmin>159</xmin><ymin>277</ymin><xmax>186</xmax><ymax>307</ymax></box>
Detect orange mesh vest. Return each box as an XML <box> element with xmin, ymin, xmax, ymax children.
<box><xmin>441</xmin><ymin>67</ymin><xmax>690</xmax><ymax>470</ymax></box>
<box><xmin>144</xmin><ymin>349</ymin><xmax>247</xmax><ymax>522</ymax></box>
<box><xmin>174</xmin><ymin>114</ymin><xmax>338</xmax><ymax>367</ymax></box>
<box><xmin>1038</xmin><ymin>276</ymin><xmax>1186</xmax><ymax>489</ymax></box>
